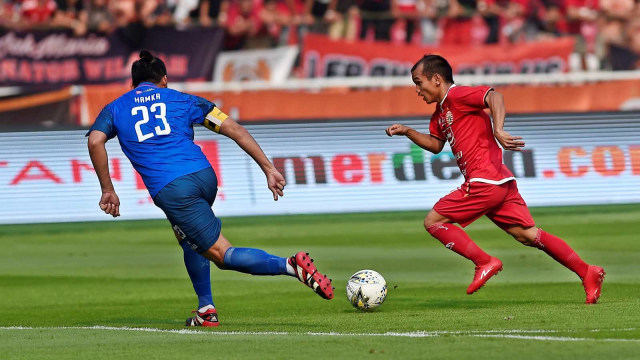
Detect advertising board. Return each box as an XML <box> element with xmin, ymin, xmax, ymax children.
<box><xmin>0</xmin><ymin>112</ymin><xmax>638</xmax><ymax>224</ymax></box>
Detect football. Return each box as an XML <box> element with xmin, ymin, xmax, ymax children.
<box><xmin>346</xmin><ymin>270</ymin><xmax>387</xmax><ymax>311</ymax></box>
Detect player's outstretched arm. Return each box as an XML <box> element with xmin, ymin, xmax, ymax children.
<box><xmin>485</xmin><ymin>90</ymin><xmax>525</xmax><ymax>151</ymax></box>
<box><xmin>218</xmin><ymin>118</ymin><xmax>286</xmax><ymax>201</ymax></box>
<box><xmin>386</xmin><ymin>124</ymin><xmax>445</xmax><ymax>154</ymax></box>
<box><xmin>87</xmin><ymin>131</ymin><xmax>120</xmax><ymax>217</ymax></box>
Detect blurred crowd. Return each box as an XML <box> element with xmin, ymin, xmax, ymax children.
<box><xmin>1</xmin><ymin>0</ymin><xmax>639</xmax><ymax>69</ymax></box>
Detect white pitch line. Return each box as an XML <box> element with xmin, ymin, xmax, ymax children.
<box><xmin>0</xmin><ymin>326</ymin><xmax>287</xmax><ymax>336</ymax></box>
<box><xmin>472</xmin><ymin>334</ymin><xmax>640</xmax><ymax>343</ymax></box>
<box><xmin>0</xmin><ymin>326</ymin><xmax>638</xmax><ymax>342</ymax></box>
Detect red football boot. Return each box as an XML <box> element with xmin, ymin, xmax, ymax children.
<box><xmin>467</xmin><ymin>257</ymin><xmax>503</xmax><ymax>295</ymax></box>
<box><xmin>582</xmin><ymin>265</ymin><xmax>605</xmax><ymax>304</ymax></box>
<box><xmin>186</xmin><ymin>305</ymin><xmax>219</xmax><ymax>327</ymax></box>
<box><xmin>289</xmin><ymin>252</ymin><xmax>334</xmax><ymax>300</ymax></box>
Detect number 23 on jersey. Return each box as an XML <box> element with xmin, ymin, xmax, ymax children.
<box><xmin>132</xmin><ymin>102</ymin><xmax>171</xmax><ymax>142</ymax></box>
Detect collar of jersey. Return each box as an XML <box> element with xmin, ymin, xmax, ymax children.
<box><xmin>136</xmin><ymin>82</ymin><xmax>158</xmax><ymax>88</ymax></box>
<box><xmin>439</xmin><ymin>83</ymin><xmax>456</xmax><ymax>110</ymax></box>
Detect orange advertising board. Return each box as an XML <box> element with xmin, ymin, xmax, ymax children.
<box><xmin>301</xmin><ymin>34</ymin><xmax>576</xmax><ymax>77</ymax></box>
<box><xmin>84</xmin><ymin>80</ymin><xmax>640</xmax><ymax>124</ymax></box>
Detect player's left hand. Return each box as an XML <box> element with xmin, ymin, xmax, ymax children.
<box><xmin>494</xmin><ymin>129</ymin><xmax>525</xmax><ymax>151</ymax></box>
<box><xmin>385</xmin><ymin>124</ymin><xmax>411</xmax><ymax>137</ymax></box>
<box><xmin>266</xmin><ymin>169</ymin><xmax>286</xmax><ymax>201</ymax></box>
<box><xmin>99</xmin><ymin>191</ymin><xmax>120</xmax><ymax>217</ymax></box>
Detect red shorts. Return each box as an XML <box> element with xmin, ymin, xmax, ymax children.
<box><xmin>433</xmin><ymin>180</ymin><xmax>535</xmax><ymax>229</ymax></box>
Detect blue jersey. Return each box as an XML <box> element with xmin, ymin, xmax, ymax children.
<box><xmin>88</xmin><ymin>82</ymin><xmax>215</xmax><ymax>198</ymax></box>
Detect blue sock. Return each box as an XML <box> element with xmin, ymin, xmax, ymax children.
<box><xmin>223</xmin><ymin>247</ymin><xmax>289</xmax><ymax>275</ymax></box>
<box><xmin>180</xmin><ymin>241</ymin><xmax>213</xmax><ymax>308</ymax></box>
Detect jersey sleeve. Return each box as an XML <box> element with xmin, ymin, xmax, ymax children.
<box><xmin>429</xmin><ymin>116</ymin><xmax>445</xmax><ymax>141</ymax></box>
<box><xmin>86</xmin><ymin>105</ymin><xmax>116</xmax><ymax>139</ymax></box>
<box><xmin>451</xmin><ymin>86</ymin><xmax>493</xmax><ymax>113</ymax></box>
<box><xmin>188</xmin><ymin>94</ymin><xmax>216</xmax><ymax>124</ymax></box>
<box><xmin>187</xmin><ymin>93</ymin><xmax>231</xmax><ymax>133</ymax></box>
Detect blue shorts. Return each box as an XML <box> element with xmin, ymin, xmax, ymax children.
<box><xmin>153</xmin><ymin>167</ymin><xmax>221</xmax><ymax>254</ymax></box>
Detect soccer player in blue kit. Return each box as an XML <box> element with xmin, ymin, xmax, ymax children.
<box><xmin>87</xmin><ymin>50</ymin><xmax>334</xmax><ymax>327</ymax></box>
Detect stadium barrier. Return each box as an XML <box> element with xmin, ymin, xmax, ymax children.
<box><xmin>2</xmin><ymin>66</ymin><xmax>640</xmax><ymax>129</ymax></box>
<box><xmin>78</xmin><ymin>75</ymin><xmax>640</xmax><ymax>125</ymax></box>
<box><xmin>0</xmin><ymin>112</ymin><xmax>638</xmax><ymax>224</ymax></box>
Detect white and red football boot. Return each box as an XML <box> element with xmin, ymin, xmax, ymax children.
<box><xmin>467</xmin><ymin>257</ymin><xmax>503</xmax><ymax>295</ymax></box>
<box><xmin>289</xmin><ymin>252</ymin><xmax>334</xmax><ymax>300</ymax></box>
<box><xmin>185</xmin><ymin>305</ymin><xmax>219</xmax><ymax>327</ymax></box>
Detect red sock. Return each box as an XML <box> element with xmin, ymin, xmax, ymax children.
<box><xmin>534</xmin><ymin>229</ymin><xmax>589</xmax><ymax>279</ymax></box>
<box><xmin>427</xmin><ymin>223</ymin><xmax>491</xmax><ymax>266</ymax></box>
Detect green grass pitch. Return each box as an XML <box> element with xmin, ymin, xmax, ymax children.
<box><xmin>1</xmin><ymin>204</ymin><xmax>639</xmax><ymax>359</ymax></box>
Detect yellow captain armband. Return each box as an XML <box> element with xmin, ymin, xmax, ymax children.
<box><xmin>204</xmin><ymin>107</ymin><xmax>229</xmax><ymax>133</ymax></box>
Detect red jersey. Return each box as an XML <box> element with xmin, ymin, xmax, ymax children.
<box><xmin>565</xmin><ymin>0</ymin><xmax>599</xmax><ymax>34</ymax></box>
<box><xmin>21</xmin><ymin>0</ymin><xmax>57</xmax><ymax>23</ymax></box>
<box><xmin>429</xmin><ymin>84</ymin><xmax>514</xmax><ymax>184</ymax></box>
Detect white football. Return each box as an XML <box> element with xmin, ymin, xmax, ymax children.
<box><xmin>346</xmin><ymin>270</ymin><xmax>387</xmax><ymax>311</ymax></box>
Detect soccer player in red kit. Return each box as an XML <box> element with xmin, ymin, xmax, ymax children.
<box><xmin>385</xmin><ymin>55</ymin><xmax>605</xmax><ymax>304</ymax></box>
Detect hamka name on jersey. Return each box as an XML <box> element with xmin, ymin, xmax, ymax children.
<box><xmin>134</xmin><ymin>93</ymin><xmax>161</xmax><ymax>103</ymax></box>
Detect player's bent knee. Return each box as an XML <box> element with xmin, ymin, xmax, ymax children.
<box><xmin>202</xmin><ymin>233</ymin><xmax>231</xmax><ymax>269</ymax></box>
<box><xmin>423</xmin><ymin>211</ymin><xmax>450</xmax><ymax>231</ymax></box>
<box><xmin>423</xmin><ymin>218</ymin><xmax>431</xmax><ymax>231</ymax></box>
<box><xmin>509</xmin><ymin>226</ymin><xmax>538</xmax><ymax>247</ymax></box>
<box><xmin>201</xmin><ymin>246</ymin><xmax>225</xmax><ymax>268</ymax></box>
<box><xmin>423</xmin><ymin>215</ymin><xmax>438</xmax><ymax>230</ymax></box>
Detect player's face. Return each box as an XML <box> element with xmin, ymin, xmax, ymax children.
<box><xmin>412</xmin><ymin>67</ymin><xmax>439</xmax><ymax>104</ymax></box>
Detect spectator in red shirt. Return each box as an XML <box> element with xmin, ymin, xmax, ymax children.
<box><xmin>258</xmin><ymin>0</ymin><xmax>292</xmax><ymax>44</ymax></box>
<box><xmin>565</xmin><ymin>0</ymin><xmax>597</xmax><ymax>34</ymax></box>
<box><xmin>221</xmin><ymin>0</ymin><xmax>263</xmax><ymax>49</ymax></box>
<box><xmin>391</xmin><ymin>0</ymin><xmax>415</xmax><ymax>43</ymax></box>
<box><xmin>439</xmin><ymin>0</ymin><xmax>476</xmax><ymax>45</ymax></box>
<box><xmin>21</xmin><ymin>0</ymin><xmax>57</xmax><ymax>25</ymax></box>
<box><xmin>565</xmin><ymin>0</ymin><xmax>599</xmax><ymax>55</ymax></box>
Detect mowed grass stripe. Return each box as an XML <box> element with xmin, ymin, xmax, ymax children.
<box><xmin>1</xmin><ymin>204</ymin><xmax>639</xmax><ymax>359</ymax></box>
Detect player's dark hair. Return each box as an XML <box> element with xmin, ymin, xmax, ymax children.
<box><xmin>131</xmin><ymin>50</ymin><xmax>167</xmax><ymax>87</ymax></box>
<box><xmin>411</xmin><ymin>55</ymin><xmax>454</xmax><ymax>84</ymax></box>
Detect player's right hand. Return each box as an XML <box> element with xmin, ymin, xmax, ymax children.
<box><xmin>266</xmin><ymin>169</ymin><xmax>286</xmax><ymax>201</ymax></box>
<box><xmin>385</xmin><ymin>124</ymin><xmax>411</xmax><ymax>137</ymax></box>
<box><xmin>99</xmin><ymin>191</ymin><xmax>120</xmax><ymax>217</ymax></box>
